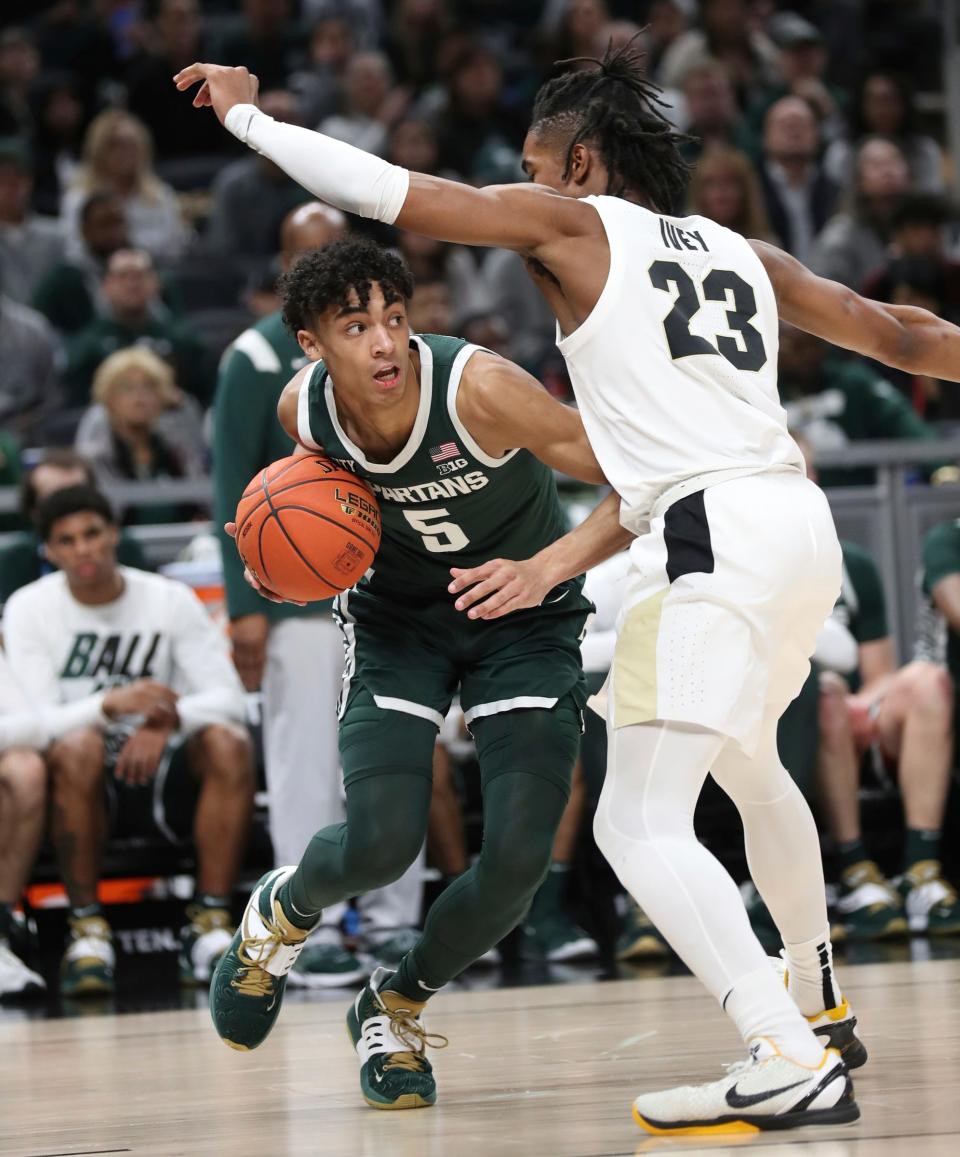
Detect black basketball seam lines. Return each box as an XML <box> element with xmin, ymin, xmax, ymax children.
<box><xmin>236</xmin><ymin>474</ymin><xmax>376</xmax><ymax>535</ymax></box>
<box><xmin>272</xmin><ymin>504</ymin><xmax>379</xmax><ymax>556</ymax></box>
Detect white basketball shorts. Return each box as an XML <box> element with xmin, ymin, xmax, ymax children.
<box><xmin>598</xmin><ymin>470</ymin><xmax>841</xmax><ymax>756</ymax></box>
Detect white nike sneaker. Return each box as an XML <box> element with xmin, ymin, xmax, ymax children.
<box><xmin>632</xmin><ymin>1040</ymin><xmax>858</xmax><ymax>1135</ymax></box>
<box><xmin>0</xmin><ymin>939</ymin><xmax>46</xmax><ymax>1000</ymax></box>
<box><xmin>770</xmin><ymin>954</ymin><xmax>868</xmax><ymax>1069</ymax></box>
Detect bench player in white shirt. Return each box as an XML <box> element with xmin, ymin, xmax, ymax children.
<box><xmin>3</xmin><ymin>486</ymin><xmax>255</xmax><ymax>996</ymax></box>
<box><xmin>176</xmin><ymin>43</ymin><xmax>960</xmax><ymax>1133</ymax></box>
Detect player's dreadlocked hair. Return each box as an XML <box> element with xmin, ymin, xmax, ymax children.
<box><xmin>530</xmin><ymin>35</ymin><xmax>692</xmax><ymax>213</ymax></box>
<box><xmin>280</xmin><ymin>237</ymin><xmax>415</xmax><ymax>334</ymax></box>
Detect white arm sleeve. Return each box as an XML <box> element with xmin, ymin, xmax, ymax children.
<box><xmin>0</xmin><ymin>642</ymin><xmax>107</xmax><ymax>749</ymax></box>
<box><xmin>224</xmin><ymin>104</ymin><xmax>410</xmax><ymax>224</ymax></box>
<box><xmin>169</xmin><ymin>587</ymin><xmax>247</xmax><ymax>737</ymax></box>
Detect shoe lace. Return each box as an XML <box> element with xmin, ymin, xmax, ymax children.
<box><xmin>230</xmin><ymin>913</ymin><xmax>289</xmax><ymax>999</ymax></box>
<box><xmin>381</xmin><ymin>1006</ymin><xmax>449</xmax><ymax>1073</ymax></box>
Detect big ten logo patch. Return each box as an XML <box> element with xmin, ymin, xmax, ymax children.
<box><xmin>437</xmin><ymin>457</ymin><xmax>468</xmax><ymax>476</ymax></box>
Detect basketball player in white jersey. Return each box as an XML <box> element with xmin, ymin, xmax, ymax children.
<box><xmin>176</xmin><ymin>43</ymin><xmax>960</xmax><ymax>1133</ymax></box>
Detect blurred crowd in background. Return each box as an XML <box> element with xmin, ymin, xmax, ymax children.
<box><xmin>5</xmin><ymin>0</ymin><xmax>960</xmax><ymax>1000</ymax></box>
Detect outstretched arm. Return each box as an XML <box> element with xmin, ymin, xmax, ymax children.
<box><xmin>752</xmin><ymin>240</ymin><xmax>960</xmax><ymax>380</ymax></box>
<box><xmin>172</xmin><ymin>64</ymin><xmax>592</xmax><ymax>252</ymax></box>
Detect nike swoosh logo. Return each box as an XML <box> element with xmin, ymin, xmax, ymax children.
<box><xmin>418</xmin><ymin>980</ymin><xmax>442</xmax><ymax>992</ymax></box>
<box><xmin>544</xmin><ymin>589</ymin><xmax>569</xmax><ymax>605</ymax></box>
<box><xmin>725</xmin><ymin>1078</ymin><xmax>808</xmax><ymax>1109</ymax></box>
<box><xmin>373</xmin><ymin>1071</ymin><xmax>385</xmax><ymax>1083</ymax></box>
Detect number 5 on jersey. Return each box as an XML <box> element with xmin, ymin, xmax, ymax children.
<box><xmin>403</xmin><ymin>508</ymin><xmax>471</xmax><ymax>553</ymax></box>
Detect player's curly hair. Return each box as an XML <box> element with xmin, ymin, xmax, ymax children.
<box><xmin>530</xmin><ymin>35</ymin><xmax>692</xmax><ymax>213</ymax></box>
<box><xmin>279</xmin><ymin>237</ymin><xmax>415</xmax><ymax>334</ymax></box>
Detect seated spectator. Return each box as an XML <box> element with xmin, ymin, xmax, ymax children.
<box><xmin>75</xmin><ymin>347</ymin><xmax>206</xmax><ymax>525</ymax></box>
<box><xmin>647</xmin><ymin>0</ymin><xmax>694</xmax><ymax>83</ymax></box>
<box><xmin>60</xmin><ymin>109</ymin><xmax>189</xmax><ymax>262</ymax></box>
<box><xmin>383</xmin><ymin>0</ymin><xmax>449</xmax><ymax>91</ymax></box>
<box><xmin>825</xmin><ymin>69</ymin><xmax>946</xmax><ymax>194</ymax></box>
<box><xmin>779</xmin><ymin>322</ymin><xmax>938</xmax><ymax>486</ymax></box>
<box><xmin>809</xmin><ymin>137</ymin><xmax>913</xmax><ymax>290</ymax></box>
<box><xmin>3</xmin><ymin>485</ymin><xmax>255</xmax><ymax>996</ymax></box>
<box><xmin>748</xmin><ymin>12</ymin><xmax>847</xmax><ymax>146</ymax></box>
<box><xmin>759</xmin><ymin>97</ymin><xmax>840</xmax><ymax>264</ymax></box>
<box><xmin>867</xmin><ymin>254</ymin><xmax>960</xmax><ymax>419</ymax></box>
<box><xmin>0</xmin><ymin>448</ymin><xmax>149</xmax><ymax>609</ymax></box>
<box><xmin>288</xmin><ymin>15</ymin><xmax>354</xmax><ymax>127</ymax></box>
<box><xmin>206</xmin><ymin>90</ymin><xmax>312</xmax><ymax>263</ymax></box>
<box><xmin>214</xmin><ymin>0</ymin><xmax>304</xmax><ymax>92</ymax></box>
<box><xmin>677</xmin><ymin>60</ymin><xmax>758</xmax><ymax>166</ymax></box>
<box><xmin>814</xmin><ymin>532</ymin><xmax>956</xmax><ymax>941</ymax></box>
<box><xmin>395</xmin><ymin>231</ymin><xmax>490</xmax><ymax>324</ymax></box>
<box><xmin>0</xmin><ymin>28</ymin><xmax>39</xmax><ymax>138</ymax></box>
<box><xmin>687</xmin><ymin>146</ymin><xmax>777</xmax><ymax>241</ymax></box>
<box><xmin>863</xmin><ymin>194</ymin><xmax>960</xmax><ymax>325</ymax></box>
<box><xmin>0</xmin><ymin>278</ymin><xmax>62</xmax><ymax>442</ymax></box>
<box><xmin>542</xmin><ymin>0</ymin><xmax>611</xmax><ymax>64</ymax></box>
<box><xmin>26</xmin><ymin>71</ymin><xmax>87</xmax><ymax>216</ymax></box>
<box><xmin>126</xmin><ymin>0</ymin><xmax>238</xmax><ymax>163</ymax></box>
<box><xmin>434</xmin><ymin>45</ymin><xmax>524</xmax><ymax>183</ymax></box>
<box><xmin>64</xmin><ymin>248</ymin><xmax>208</xmax><ymax>407</ymax></box>
<box><xmin>658</xmin><ymin>0</ymin><xmax>780</xmax><ymax>105</ymax></box>
<box><xmin>408</xmin><ymin>276</ymin><xmax>454</xmax><ymax>336</ymax></box>
<box><xmin>0</xmin><ymin>648</ymin><xmax>48</xmax><ymax>999</ymax></box>
<box><xmin>319</xmin><ymin>51</ymin><xmax>406</xmax><ymax>157</ymax></box>
<box><xmin>32</xmin><ymin>191</ymin><xmax>129</xmax><ymax>335</ymax></box>
<box><xmin>0</xmin><ymin>137</ymin><xmax>64</xmax><ymax>304</ymax></box>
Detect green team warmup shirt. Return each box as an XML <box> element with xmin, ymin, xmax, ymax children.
<box><xmin>297</xmin><ymin>333</ymin><xmax>591</xmax><ymax>727</ymax></box>
<box><xmin>212</xmin><ymin>310</ymin><xmax>332</xmax><ymax>622</ymax></box>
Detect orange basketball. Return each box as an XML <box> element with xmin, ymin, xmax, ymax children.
<box><xmin>235</xmin><ymin>455</ymin><xmax>381</xmax><ymax>603</ymax></box>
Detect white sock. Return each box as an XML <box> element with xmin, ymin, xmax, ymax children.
<box><xmin>784</xmin><ymin>932</ymin><xmax>841</xmax><ymax>1017</ymax></box>
<box><xmin>724</xmin><ymin>964</ymin><xmax>825</xmax><ymax>1066</ymax></box>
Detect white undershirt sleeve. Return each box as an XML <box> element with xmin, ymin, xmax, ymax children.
<box><xmin>224</xmin><ymin>104</ymin><xmax>410</xmax><ymax>224</ymax></box>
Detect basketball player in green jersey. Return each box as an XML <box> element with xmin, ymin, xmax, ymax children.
<box><xmin>210</xmin><ymin>237</ymin><xmax>631</xmax><ymax>1109</ymax></box>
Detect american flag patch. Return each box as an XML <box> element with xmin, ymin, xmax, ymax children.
<box><xmin>429</xmin><ymin>441</ymin><xmax>461</xmax><ymax>463</ymax></box>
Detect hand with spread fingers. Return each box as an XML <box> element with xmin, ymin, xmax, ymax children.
<box><xmin>172</xmin><ymin>62</ymin><xmax>260</xmax><ymax>125</ymax></box>
<box><xmin>449</xmin><ymin>558</ymin><xmax>555</xmax><ymax>621</ymax></box>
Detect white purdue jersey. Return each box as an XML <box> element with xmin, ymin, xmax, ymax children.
<box><xmin>3</xmin><ymin>567</ymin><xmax>245</xmax><ymax>739</ymax></box>
<box><xmin>558</xmin><ymin>195</ymin><xmax>803</xmax><ymax>531</ymax></box>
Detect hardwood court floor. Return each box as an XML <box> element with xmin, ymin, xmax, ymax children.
<box><xmin>1</xmin><ymin>958</ymin><xmax>958</xmax><ymax>1157</ymax></box>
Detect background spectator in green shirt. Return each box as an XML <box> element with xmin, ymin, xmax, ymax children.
<box><xmin>64</xmin><ymin>248</ymin><xmax>209</xmax><ymax>409</ymax></box>
<box><xmin>32</xmin><ymin>190</ymin><xmax>129</xmax><ymax>336</ymax></box>
<box><xmin>779</xmin><ymin>322</ymin><xmax>939</xmax><ymax>486</ymax></box>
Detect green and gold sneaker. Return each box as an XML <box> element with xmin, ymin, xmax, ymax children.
<box><xmin>60</xmin><ymin>915</ymin><xmax>115</xmax><ymax>997</ymax></box>
<box><xmin>616</xmin><ymin>900</ymin><xmax>670</xmax><ymax>961</ymax></box>
<box><xmin>179</xmin><ymin>905</ymin><xmax>234</xmax><ymax>986</ymax></box>
<box><xmin>209</xmin><ymin>867</ymin><xmax>314</xmax><ymax>1051</ymax></box>
<box><xmin>836</xmin><ymin>860</ymin><xmax>908</xmax><ymax>941</ymax></box>
<box><xmin>900</xmin><ymin>860</ymin><xmax>960</xmax><ymax>934</ymax></box>
<box><xmin>346</xmin><ymin>966</ymin><xmax>447</xmax><ymax>1110</ymax></box>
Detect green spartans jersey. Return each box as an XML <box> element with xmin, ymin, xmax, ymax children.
<box><xmin>297</xmin><ymin>334</ymin><xmax>578</xmax><ymax>603</ymax></box>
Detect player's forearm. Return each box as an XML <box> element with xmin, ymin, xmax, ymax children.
<box><xmin>225</xmin><ymin>104</ymin><xmax>409</xmax><ymax>223</ymax></box>
<box><xmin>176</xmin><ymin>688</ymin><xmax>246</xmax><ymax>738</ymax></box>
<box><xmin>534</xmin><ymin>490</ymin><xmax>633</xmax><ymax>587</ymax></box>
<box><xmin>885</xmin><ymin>305</ymin><xmax>960</xmax><ymax>381</ymax></box>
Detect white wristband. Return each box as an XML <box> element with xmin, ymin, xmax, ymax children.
<box><xmin>224</xmin><ymin>103</ymin><xmax>410</xmax><ymax>225</ymax></box>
